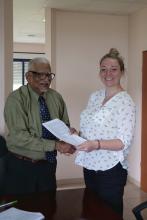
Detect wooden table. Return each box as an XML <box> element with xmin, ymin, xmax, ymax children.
<box><xmin>0</xmin><ymin>188</ymin><xmax>123</xmax><ymax>220</ymax></box>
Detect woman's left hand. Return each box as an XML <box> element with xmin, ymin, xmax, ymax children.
<box><xmin>77</xmin><ymin>140</ymin><xmax>98</xmax><ymax>152</ymax></box>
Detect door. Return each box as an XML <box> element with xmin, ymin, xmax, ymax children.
<box><xmin>141</xmin><ymin>51</ymin><xmax>147</xmax><ymax>192</ymax></box>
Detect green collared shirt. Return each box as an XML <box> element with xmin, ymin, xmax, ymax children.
<box><xmin>4</xmin><ymin>84</ymin><xmax>70</xmax><ymax>160</ymax></box>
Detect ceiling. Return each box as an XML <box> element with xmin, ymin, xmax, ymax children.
<box><xmin>13</xmin><ymin>0</ymin><xmax>147</xmax><ymax>43</ymax></box>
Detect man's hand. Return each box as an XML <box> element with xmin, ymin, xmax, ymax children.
<box><xmin>56</xmin><ymin>141</ymin><xmax>76</xmax><ymax>154</ymax></box>
<box><xmin>69</xmin><ymin>127</ymin><xmax>79</xmax><ymax>135</ymax></box>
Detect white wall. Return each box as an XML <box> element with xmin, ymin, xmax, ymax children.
<box><xmin>128</xmin><ymin>8</ymin><xmax>147</xmax><ymax>185</ymax></box>
<box><xmin>53</xmin><ymin>10</ymin><xmax>128</xmax><ymax>180</ymax></box>
<box><xmin>14</xmin><ymin>42</ymin><xmax>45</xmax><ymax>53</ymax></box>
<box><xmin>0</xmin><ymin>0</ymin><xmax>13</xmax><ymax>135</ymax></box>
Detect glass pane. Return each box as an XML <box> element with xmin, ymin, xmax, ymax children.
<box><xmin>13</xmin><ymin>62</ymin><xmax>23</xmax><ymax>90</ymax></box>
<box><xmin>24</xmin><ymin>61</ymin><xmax>29</xmax><ymax>85</ymax></box>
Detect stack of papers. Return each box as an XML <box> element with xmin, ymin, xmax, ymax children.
<box><xmin>0</xmin><ymin>207</ymin><xmax>44</xmax><ymax>220</ymax></box>
<box><xmin>43</xmin><ymin>118</ymin><xmax>86</xmax><ymax>147</ymax></box>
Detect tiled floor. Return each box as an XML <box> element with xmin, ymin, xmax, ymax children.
<box><xmin>58</xmin><ymin>180</ymin><xmax>147</xmax><ymax>220</ymax></box>
<box><xmin>124</xmin><ymin>181</ymin><xmax>147</xmax><ymax>220</ymax></box>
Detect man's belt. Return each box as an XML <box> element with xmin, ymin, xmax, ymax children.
<box><xmin>9</xmin><ymin>151</ymin><xmax>47</xmax><ymax>164</ymax></box>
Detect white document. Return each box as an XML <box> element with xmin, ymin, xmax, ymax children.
<box><xmin>42</xmin><ymin>119</ymin><xmax>86</xmax><ymax>147</ymax></box>
<box><xmin>0</xmin><ymin>207</ymin><xmax>44</xmax><ymax>220</ymax></box>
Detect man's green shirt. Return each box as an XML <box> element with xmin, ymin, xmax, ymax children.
<box><xmin>4</xmin><ymin>84</ymin><xmax>70</xmax><ymax>160</ymax></box>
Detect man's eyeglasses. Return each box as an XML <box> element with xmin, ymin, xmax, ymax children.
<box><xmin>30</xmin><ymin>71</ymin><xmax>55</xmax><ymax>80</ymax></box>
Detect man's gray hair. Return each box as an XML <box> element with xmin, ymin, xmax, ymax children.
<box><xmin>28</xmin><ymin>57</ymin><xmax>51</xmax><ymax>72</ymax></box>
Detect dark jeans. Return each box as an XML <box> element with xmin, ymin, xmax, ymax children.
<box><xmin>4</xmin><ymin>152</ymin><xmax>57</xmax><ymax>194</ymax></box>
<box><xmin>83</xmin><ymin>162</ymin><xmax>127</xmax><ymax>216</ymax></box>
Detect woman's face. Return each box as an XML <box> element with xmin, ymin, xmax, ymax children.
<box><xmin>99</xmin><ymin>58</ymin><xmax>123</xmax><ymax>88</ymax></box>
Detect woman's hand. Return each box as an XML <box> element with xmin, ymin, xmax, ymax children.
<box><xmin>77</xmin><ymin>140</ymin><xmax>99</xmax><ymax>152</ymax></box>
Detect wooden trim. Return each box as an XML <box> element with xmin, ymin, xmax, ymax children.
<box><xmin>57</xmin><ymin>178</ymin><xmax>85</xmax><ymax>190</ymax></box>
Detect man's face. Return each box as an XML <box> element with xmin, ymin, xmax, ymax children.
<box><xmin>26</xmin><ymin>63</ymin><xmax>54</xmax><ymax>95</ymax></box>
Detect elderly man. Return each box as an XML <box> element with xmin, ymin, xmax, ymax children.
<box><xmin>4</xmin><ymin>57</ymin><xmax>75</xmax><ymax>194</ymax></box>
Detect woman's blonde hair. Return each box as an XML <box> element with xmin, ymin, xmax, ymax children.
<box><xmin>100</xmin><ymin>48</ymin><xmax>125</xmax><ymax>71</ymax></box>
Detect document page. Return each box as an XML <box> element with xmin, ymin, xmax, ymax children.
<box><xmin>0</xmin><ymin>207</ymin><xmax>44</xmax><ymax>220</ymax></box>
<box><xmin>43</xmin><ymin>119</ymin><xmax>86</xmax><ymax>147</ymax></box>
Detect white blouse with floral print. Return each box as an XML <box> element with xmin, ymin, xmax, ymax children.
<box><xmin>75</xmin><ymin>89</ymin><xmax>136</xmax><ymax>171</ymax></box>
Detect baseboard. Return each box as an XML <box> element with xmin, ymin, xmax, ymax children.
<box><xmin>57</xmin><ymin>178</ymin><xmax>85</xmax><ymax>190</ymax></box>
<box><xmin>57</xmin><ymin>176</ymin><xmax>140</xmax><ymax>190</ymax></box>
<box><xmin>127</xmin><ymin>175</ymin><xmax>140</xmax><ymax>187</ymax></box>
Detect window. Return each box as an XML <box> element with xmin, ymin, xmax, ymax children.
<box><xmin>13</xmin><ymin>58</ymin><xmax>30</xmax><ymax>90</ymax></box>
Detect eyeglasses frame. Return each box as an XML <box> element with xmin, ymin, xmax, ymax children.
<box><xmin>29</xmin><ymin>71</ymin><xmax>55</xmax><ymax>80</ymax></box>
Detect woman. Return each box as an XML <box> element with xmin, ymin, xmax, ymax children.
<box><xmin>75</xmin><ymin>48</ymin><xmax>136</xmax><ymax>216</ymax></box>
